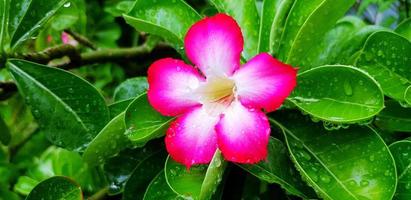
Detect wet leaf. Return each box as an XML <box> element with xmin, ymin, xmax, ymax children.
<box><xmin>355</xmin><ymin>31</ymin><xmax>411</xmax><ymax>105</ymax></box>
<box><xmin>108</xmin><ymin>99</ymin><xmax>133</xmax><ymax>119</ymax></box>
<box><xmin>26</xmin><ymin>176</ymin><xmax>82</xmax><ymax>200</ymax></box>
<box><xmin>82</xmin><ymin>112</ymin><xmax>130</xmax><ymax>167</ymax></box>
<box><xmin>389</xmin><ymin>140</ymin><xmax>411</xmax><ymax>199</ymax></box>
<box><xmin>210</xmin><ymin>0</ymin><xmax>260</xmax><ymax>59</ymax></box>
<box><xmin>257</xmin><ymin>0</ymin><xmax>282</xmax><ymax>53</ymax></box>
<box><xmin>123</xmin><ymin>151</ymin><xmax>167</xmax><ymax>200</ymax></box>
<box><xmin>143</xmin><ymin>170</ymin><xmax>185</xmax><ymax>200</ymax></box>
<box><xmin>276</xmin><ymin>0</ymin><xmax>355</xmax><ymax>65</ymax></box>
<box><xmin>124</xmin><ymin>93</ymin><xmax>173</xmax><ymax>146</ymax></box>
<box><xmin>375</xmin><ymin>100</ymin><xmax>411</xmax><ymax>132</ymax></box>
<box><xmin>113</xmin><ymin>77</ymin><xmax>148</xmax><ymax>102</ymax></box>
<box><xmin>123</xmin><ymin>0</ymin><xmax>200</xmax><ymax>53</ymax></box>
<box><xmin>239</xmin><ymin>137</ymin><xmax>315</xmax><ymax>199</ymax></box>
<box><xmin>165</xmin><ymin>150</ymin><xmax>226</xmax><ymax>200</ymax></box>
<box><xmin>271</xmin><ymin>112</ymin><xmax>397</xmax><ymax>200</ymax></box>
<box><xmin>9</xmin><ymin>0</ymin><xmax>68</xmax><ymax>49</ymax></box>
<box><xmin>7</xmin><ymin>59</ymin><xmax>109</xmax><ymax>151</ymax></box>
<box><xmin>289</xmin><ymin>65</ymin><xmax>384</xmax><ymax>123</ymax></box>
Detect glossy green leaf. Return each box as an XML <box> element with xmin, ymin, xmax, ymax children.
<box><xmin>289</xmin><ymin>65</ymin><xmax>384</xmax><ymax>123</ymax></box>
<box><xmin>270</xmin><ymin>0</ymin><xmax>295</xmax><ymax>56</ymax></box>
<box><xmin>298</xmin><ymin>16</ymin><xmax>366</xmax><ymax>68</ymax></box>
<box><xmin>210</xmin><ymin>0</ymin><xmax>259</xmax><ymax>59</ymax></box>
<box><xmin>258</xmin><ymin>0</ymin><xmax>282</xmax><ymax>53</ymax></box>
<box><xmin>123</xmin><ymin>0</ymin><xmax>200</xmax><ymax>52</ymax></box>
<box><xmin>113</xmin><ymin>77</ymin><xmax>148</xmax><ymax>102</ymax></box>
<box><xmin>103</xmin><ymin>141</ymin><xmax>164</xmax><ymax>195</ymax></box>
<box><xmin>143</xmin><ymin>170</ymin><xmax>184</xmax><ymax>200</ymax></box>
<box><xmin>7</xmin><ymin>59</ymin><xmax>109</xmax><ymax>151</ymax></box>
<box><xmin>8</xmin><ymin>0</ymin><xmax>68</xmax><ymax>49</ymax></box>
<box><xmin>83</xmin><ymin>112</ymin><xmax>130</xmax><ymax>167</ymax></box>
<box><xmin>108</xmin><ymin>99</ymin><xmax>133</xmax><ymax>119</ymax></box>
<box><xmin>0</xmin><ymin>116</ymin><xmax>10</xmax><ymax>145</ymax></box>
<box><xmin>355</xmin><ymin>31</ymin><xmax>411</xmax><ymax>105</ymax></box>
<box><xmin>125</xmin><ymin>93</ymin><xmax>173</xmax><ymax>146</ymax></box>
<box><xmin>389</xmin><ymin>140</ymin><xmax>411</xmax><ymax>199</ymax></box>
<box><xmin>277</xmin><ymin>0</ymin><xmax>355</xmax><ymax>65</ymax></box>
<box><xmin>26</xmin><ymin>176</ymin><xmax>82</xmax><ymax>200</ymax></box>
<box><xmin>165</xmin><ymin>150</ymin><xmax>226</xmax><ymax>200</ymax></box>
<box><xmin>0</xmin><ymin>0</ymin><xmax>8</xmax><ymax>56</ymax></box>
<box><xmin>239</xmin><ymin>137</ymin><xmax>315</xmax><ymax>199</ymax></box>
<box><xmin>395</xmin><ymin>18</ymin><xmax>411</xmax><ymax>41</ymax></box>
<box><xmin>375</xmin><ymin>100</ymin><xmax>411</xmax><ymax>132</ymax></box>
<box><xmin>123</xmin><ymin>150</ymin><xmax>167</xmax><ymax>200</ymax></box>
<box><xmin>271</xmin><ymin>112</ymin><xmax>397</xmax><ymax>200</ymax></box>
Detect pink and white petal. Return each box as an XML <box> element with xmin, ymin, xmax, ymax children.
<box><xmin>216</xmin><ymin>102</ymin><xmax>270</xmax><ymax>164</ymax></box>
<box><xmin>166</xmin><ymin>106</ymin><xmax>219</xmax><ymax>168</ymax></box>
<box><xmin>148</xmin><ymin>58</ymin><xmax>205</xmax><ymax>116</ymax></box>
<box><xmin>233</xmin><ymin>53</ymin><xmax>297</xmax><ymax>112</ymax></box>
<box><xmin>184</xmin><ymin>13</ymin><xmax>243</xmax><ymax>78</ymax></box>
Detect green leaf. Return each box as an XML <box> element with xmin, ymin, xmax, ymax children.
<box><xmin>210</xmin><ymin>0</ymin><xmax>260</xmax><ymax>60</ymax></box>
<box><xmin>257</xmin><ymin>0</ymin><xmax>282</xmax><ymax>53</ymax></box>
<box><xmin>277</xmin><ymin>0</ymin><xmax>355</xmax><ymax>65</ymax></box>
<box><xmin>0</xmin><ymin>116</ymin><xmax>10</xmax><ymax>145</ymax></box>
<box><xmin>22</xmin><ymin>146</ymin><xmax>103</xmax><ymax>193</ymax></box>
<box><xmin>14</xmin><ymin>176</ymin><xmax>39</xmax><ymax>195</ymax></box>
<box><xmin>389</xmin><ymin>140</ymin><xmax>411</xmax><ymax>199</ymax></box>
<box><xmin>298</xmin><ymin>16</ymin><xmax>366</xmax><ymax>68</ymax></box>
<box><xmin>143</xmin><ymin>170</ymin><xmax>185</xmax><ymax>200</ymax></box>
<box><xmin>123</xmin><ymin>0</ymin><xmax>200</xmax><ymax>53</ymax></box>
<box><xmin>12</xmin><ymin>130</ymin><xmax>50</xmax><ymax>169</ymax></box>
<box><xmin>123</xmin><ymin>150</ymin><xmax>167</xmax><ymax>200</ymax></box>
<box><xmin>354</xmin><ymin>31</ymin><xmax>411</xmax><ymax>105</ymax></box>
<box><xmin>271</xmin><ymin>111</ymin><xmax>397</xmax><ymax>200</ymax></box>
<box><xmin>113</xmin><ymin>77</ymin><xmax>148</xmax><ymax>102</ymax></box>
<box><xmin>395</xmin><ymin>18</ymin><xmax>411</xmax><ymax>41</ymax></box>
<box><xmin>0</xmin><ymin>0</ymin><xmax>8</xmax><ymax>56</ymax></box>
<box><xmin>8</xmin><ymin>0</ymin><xmax>68</xmax><ymax>49</ymax></box>
<box><xmin>375</xmin><ymin>100</ymin><xmax>411</xmax><ymax>132</ymax></box>
<box><xmin>26</xmin><ymin>176</ymin><xmax>82</xmax><ymax>200</ymax></box>
<box><xmin>7</xmin><ymin>59</ymin><xmax>109</xmax><ymax>151</ymax></box>
<box><xmin>165</xmin><ymin>150</ymin><xmax>226</xmax><ymax>200</ymax></box>
<box><xmin>125</xmin><ymin>93</ymin><xmax>173</xmax><ymax>146</ymax></box>
<box><xmin>270</xmin><ymin>0</ymin><xmax>295</xmax><ymax>56</ymax></box>
<box><xmin>289</xmin><ymin>65</ymin><xmax>384</xmax><ymax>123</ymax></box>
<box><xmin>239</xmin><ymin>137</ymin><xmax>315</xmax><ymax>199</ymax></box>
<box><xmin>103</xmin><ymin>141</ymin><xmax>164</xmax><ymax>195</ymax></box>
<box><xmin>108</xmin><ymin>99</ymin><xmax>133</xmax><ymax>119</ymax></box>
<box><xmin>82</xmin><ymin>112</ymin><xmax>130</xmax><ymax>167</ymax></box>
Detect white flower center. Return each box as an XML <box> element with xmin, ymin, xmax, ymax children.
<box><xmin>196</xmin><ymin>76</ymin><xmax>236</xmax><ymax>116</ymax></box>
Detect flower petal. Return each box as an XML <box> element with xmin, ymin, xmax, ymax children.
<box><xmin>184</xmin><ymin>13</ymin><xmax>243</xmax><ymax>78</ymax></box>
<box><xmin>233</xmin><ymin>53</ymin><xmax>297</xmax><ymax>112</ymax></box>
<box><xmin>165</xmin><ymin>106</ymin><xmax>219</xmax><ymax>168</ymax></box>
<box><xmin>216</xmin><ymin>102</ymin><xmax>270</xmax><ymax>164</ymax></box>
<box><xmin>148</xmin><ymin>58</ymin><xmax>204</xmax><ymax>116</ymax></box>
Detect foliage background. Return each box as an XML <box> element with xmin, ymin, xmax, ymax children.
<box><xmin>0</xmin><ymin>0</ymin><xmax>410</xmax><ymax>199</ymax></box>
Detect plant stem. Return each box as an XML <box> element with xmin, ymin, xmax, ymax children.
<box><xmin>64</xmin><ymin>29</ymin><xmax>98</xmax><ymax>50</ymax></box>
<box><xmin>87</xmin><ymin>187</ymin><xmax>108</xmax><ymax>200</ymax></box>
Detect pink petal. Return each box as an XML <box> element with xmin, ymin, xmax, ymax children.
<box><xmin>233</xmin><ymin>53</ymin><xmax>297</xmax><ymax>112</ymax></box>
<box><xmin>165</xmin><ymin>106</ymin><xmax>219</xmax><ymax>168</ymax></box>
<box><xmin>147</xmin><ymin>58</ymin><xmax>204</xmax><ymax>116</ymax></box>
<box><xmin>184</xmin><ymin>13</ymin><xmax>243</xmax><ymax>78</ymax></box>
<box><xmin>216</xmin><ymin>102</ymin><xmax>270</xmax><ymax>164</ymax></box>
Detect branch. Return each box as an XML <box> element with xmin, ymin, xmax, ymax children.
<box><xmin>63</xmin><ymin>29</ymin><xmax>98</xmax><ymax>50</ymax></box>
<box><xmin>17</xmin><ymin>44</ymin><xmax>81</xmax><ymax>65</ymax></box>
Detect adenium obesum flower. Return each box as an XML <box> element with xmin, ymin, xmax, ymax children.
<box><xmin>147</xmin><ymin>14</ymin><xmax>297</xmax><ymax>168</ymax></box>
<box><xmin>61</xmin><ymin>32</ymin><xmax>78</xmax><ymax>46</ymax></box>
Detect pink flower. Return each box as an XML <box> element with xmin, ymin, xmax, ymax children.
<box><xmin>147</xmin><ymin>14</ymin><xmax>297</xmax><ymax>168</ymax></box>
<box><xmin>61</xmin><ymin>32</ymin><xmax>78</xmax><ymax>46</ymax></box>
